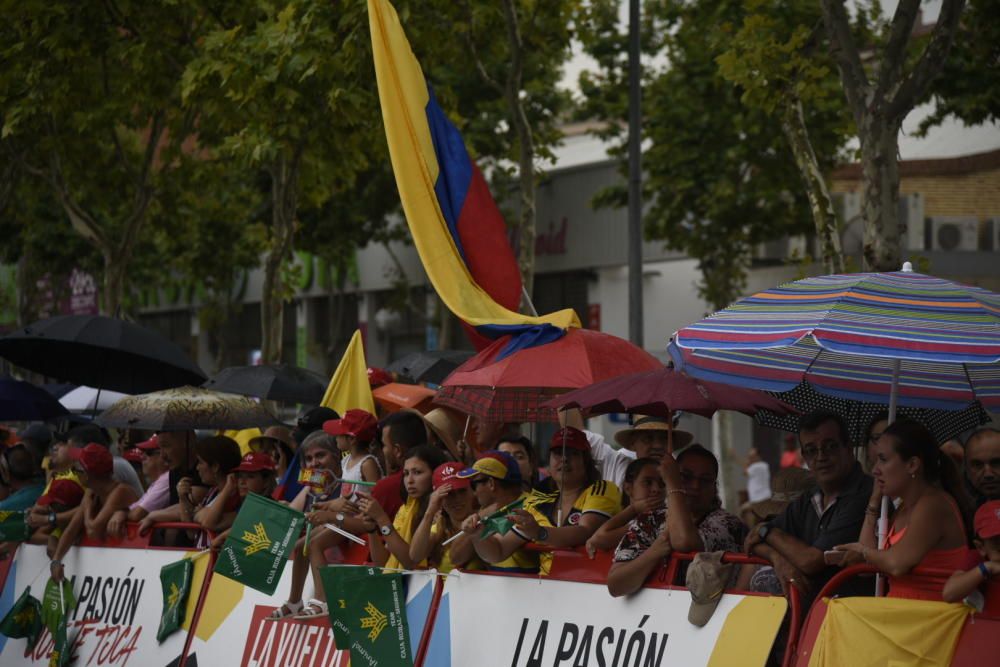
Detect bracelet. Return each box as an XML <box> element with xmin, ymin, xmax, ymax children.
<box><xmin>979</xmin><ymin>562</ymin><xmax>990</xmax><ymax>580</ymax></box>
<box><xmin>865</xmin><ymin>505</ymin><xmax>879</xmax><ymax>516</ymax></box>
<box><xmin>50</xmin><ymin>560</ymin><xmax>62</xmax><ymax>568</ymax></box>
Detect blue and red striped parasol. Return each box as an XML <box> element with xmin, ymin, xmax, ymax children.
<box><xmin>669</xmin><ymin>267</ymin><xmax>1000</xmax><ymax>411</ymax></box>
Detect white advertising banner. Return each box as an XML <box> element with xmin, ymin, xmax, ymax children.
<box><xmin>185</xmin><ymin>565</ymin><xmax>438</xmax><ymax>667</ymax></box>
<box><xmin>423</xmin><ymin>572</ymin><xmax>787</xmax><ymax>667</ymax></box>
<box><xmin>0</xmin><ymin>543</ymin><xmax>209</xmax><ymax>667</ymax></box>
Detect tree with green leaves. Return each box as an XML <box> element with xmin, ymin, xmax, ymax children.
<box><xmin>917</xmin><ymin>0</ymin><xmax>1000</xmax><ymax>132</ymax></box>
<box><xmin>717</xmin><ymin>0</ymin><xmax>855</xmax><ymax>273</ymax></box>
<box><xmin>181</xmin><ymin>1</ymin><xmax>376</xmax><ymax>364</ymax></box>
<box><xmin>1</xmin><ymin>1</ymin><xmax>203</xmax><ymax>314</ymax></box>
<box><xmin>578</xmin><ymin>0</ymin><xmax>846</xmax><ymax>310</ymax></box>
<box><xmin>818</xmin><ymin>0</ymin><xmax>966</xmax><ymax>271</ymax></box>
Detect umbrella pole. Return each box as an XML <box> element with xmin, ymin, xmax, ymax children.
<box><xmin>875</xmin><ymin>359</ymin><xmax>902</xmax><ymax>597</ymax></box>
<box><xmin>521</xmin><ymin>286</ymin><xmax>539</xmax><ymax>318</ymax></box>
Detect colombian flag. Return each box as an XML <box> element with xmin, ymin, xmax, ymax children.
<box><xmin>367</xmin><ymin>0</ymin><xmax>580</xmax><ymax>354</ymax></box>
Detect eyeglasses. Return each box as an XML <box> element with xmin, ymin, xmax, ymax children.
<box><xmin>679</xmin><ymin>471</ymin><xmax>716</xmax><ymax>488</ymax></box>
<box><xmin>801</xmin><ymin>442</ymin><xmax>843</xmax><ymax>460</ymax></box>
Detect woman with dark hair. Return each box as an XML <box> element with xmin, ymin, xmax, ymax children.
<box><xmin>504</xmin><ymin>427</ymin><xmax>620</xmax><ymax>553</ymax></box>
<box><xmin>607</xmin><ymin>445</ymin><xmax>747</xmax><ymax>597</ymax></box>
<box><xmin>835</xmin><ymin>419</ymin><xmax>972</xmax><ymax>600</ymax></box>
<box><xmin>586</xmin><ymin>457</ymin><xmax>664</xmax><ymax>557</ymax></box>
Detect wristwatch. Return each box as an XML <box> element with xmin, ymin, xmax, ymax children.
<box><xmin>335</xmin><ymin>512</ymin><xmax>346</xmax><ymax>527</ymax></box>
<box><xmin>535</xmin><ymin>527</ymin><xmax>549</xmax><ymax>543</ymax></box>
<box><xmin>757</xmin><ymin>523</ymin><xmax>771</xmax><ymax>543</ymax></box>
<box><xmin>379</xmin><ymin>524</ymin><xmax>393</xmax><ymax>537</ymax></box>
<box><xmin>48</xmin><ymin>510</ymin><xmax>57</xmax><ymax>528</ymax></box>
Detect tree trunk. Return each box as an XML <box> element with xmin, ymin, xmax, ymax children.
<box><xmin>859</xmin><ymin>117</ymin><xmax>904</xmax><ymax>271</ymax></box>
<box><xmin>101</xmin><ymin>250</ymin><xmax>127</xmax><ymax>315</ymax></box>
<box><xmin>781</xmin><ymin>96</ymin><xmax>846</xmax><ymax>273</ymax></box>
<box><xmin>260</xmin><ymin>152</ymin><xmax>301</xmax><ymax>364</ymax></box>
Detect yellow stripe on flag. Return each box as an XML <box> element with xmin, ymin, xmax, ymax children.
<box><xmin>321</xmin><ymin>329</ymin><xmax>376</xmax><ymax>415</ymax></box>
<box><xmin>367</xmin><ymin>0</ymin><xmax>579</xmax><ymax>331</ymax></box>
<box><xmin>807</xmin><ymin>597</ymin><xmax>970</xmax><ymax>667</ymax></box>
<box><xmin>707</xmin><ymin>595</ymin><xmax>787</xmax><ymax>667</ymax></box>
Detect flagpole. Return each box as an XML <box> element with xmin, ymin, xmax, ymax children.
<box><xmin>521</xmin><ymin>286</ymin><xmax>539</xmax><ymax>317</ymax></box>
<box><xmin>627</xmin><ymin>0</ymin><xmax>643</xmax><ymax>347</ymax></box>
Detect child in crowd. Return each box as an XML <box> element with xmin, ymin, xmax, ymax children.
<box><xmin>359</xmin><ymin>445</ymin><xmax>450</xmax><ymax>571</ymax></box>
<box><xmin>26</xmin><ymin>434</ymin><xmax>83</xmax><ymax>535</ymax></box>
<box><xmin>35</xmin><ymin>479</ymin><xmax>85</xmax><ymax>555</ymax></box>
<box><xmin>50</xmin><ymin>444</ymin><xmax>140</xmax><ymax>582</ymax></box>
<box><xmin>410</xmin><ymin>462</ymin><xmax>481</xmax><ymax>573</ymax></box>
<box><xmin>329</xmin><ymin>409</ymin><xmax>382</xmax><ymax>498</ymax></box>
<box><xmin>943</xmin><ymin>500</ymin><xmax>1000</xmax><ymax>605</ymax></box>
<box><xmin>207</xmin><ymin>451</ymin><xmax>278</xmax><ymax>552</ymax></box>
<box><xmin>586</xmin><ymin>457</ymin><xmax>664</xmax><ymax>557</ymax></box>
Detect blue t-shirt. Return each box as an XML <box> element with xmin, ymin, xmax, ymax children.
<box><xmin>0</xmin><ymin>483</ymin><xmax>46</xmax><ymax>511</ymax></box>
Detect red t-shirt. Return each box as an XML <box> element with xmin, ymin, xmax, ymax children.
<box><xmin>780</xmin><ymin>450</ymin><xmax>802</xmax><ymax>468</ymax></box>
<box><xmin>372</xmin><ymin>470</ymin><xmax>405</xmax><ymax>520</ymax></box>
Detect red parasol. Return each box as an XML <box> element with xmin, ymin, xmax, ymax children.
<box><xmin>436</xmin><ymin>328</ymin><xmax>661</xmax><ymax>422</ymax></box>
<box><xmin>542</xmin><ymin>367</ymin><xmax>798</xmax><ymax>419</ymax></box>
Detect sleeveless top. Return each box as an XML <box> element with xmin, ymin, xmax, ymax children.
<box><xmin>340</xmin><ymin>453</ymin><xmax>381</xmax><ymax>499</ymax></box>
<box><xmin>884</xmin><ymin>495</ymin><xmax>970</xmax><ymax>601</ymax></box>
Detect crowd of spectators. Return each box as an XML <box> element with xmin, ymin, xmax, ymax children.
<box><xmin>2</xmin><ymin>406</ymin><xmax>998</xmax><ymax>627</ymax></box>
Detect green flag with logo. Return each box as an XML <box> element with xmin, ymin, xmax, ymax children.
<box><xmin>0</xmin><ymin>586</ymin><xmax>43</xmax><ymax>650</ymax></box>
<box><xmin>323</xmin><ymin>566</ymin><xmax>412</xmax><ymax>666</ymax></box>
<box><xmin>0</xmin><ymin>510</ymin><xmax>30</xmax><ymax>541</ymax></box>
<box><xmin>213</xmin><ymin>493</ymin><xmax>304</xmax><ymax>595</ymax></box>
<box><xmin>157</xmin><ymin>558</ymin><xmax>194</xmax><ymax>643</ymax></box>
<box><xmin>40</xmin><ymin>578</ymin><xmax>74</xmax><ymax>667</ymax></box>
<box><xmin>480</xmin><ymin>497</ymin><xmax>525</xmax><ymax>539</ymax></box>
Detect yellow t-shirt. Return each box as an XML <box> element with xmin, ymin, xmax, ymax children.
<box><xmin>517</xmin><ymin>481</ymin><xmax>622</xmax><ymax>575</ymax></box>
<box><xmin>384</xmin><ymin>497</ymin><xmax>428</xmax><ymax>571</ymax></box>
<box><xmin>430</xmin><ymin>518</ymin><xmax>483</xmax><ymax>574</ymax></box>
<box><xmin>483</xmin><ymin>493</ymin><xmax>543</xmax><ymax>574</ymax></box>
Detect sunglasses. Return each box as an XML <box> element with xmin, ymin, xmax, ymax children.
<box><xmin>801</xmin><ymin>442</ymin><xmax>844</xmax><ymax>460</ymax></box>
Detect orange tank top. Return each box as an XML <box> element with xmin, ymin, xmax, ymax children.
<box><xmin>884</xmin><ymin>496</ymin><xmax>970</xmax><ymax>601</ymax></box>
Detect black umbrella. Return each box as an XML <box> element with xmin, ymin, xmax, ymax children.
<box><xmin>386</xmin><ymin>350</ymin><xmax>474</xmax><ymax>385</ymax></box>
<box><xmin>0</xmin><ymin>376</ymin><xmax>70</xmax><ymax>421</ymax></box>
<box><xmin>97</xmin><ymin>386</ymin><xmax>279</xmax><ymax>430</ymax></box>
<box><xmin>203</xmin><ymin>364</ymin><xmax>326</xmax><ymax>404</ymax></box>
<box><xmin>755</xmin><ymin>381</ymin><xmax>992</xmax><ymax>445</ymax></box>
<box><xmin>0</xmin><ymin>314</ymin><xmax>206</xmax><ymax>394</ymax></box>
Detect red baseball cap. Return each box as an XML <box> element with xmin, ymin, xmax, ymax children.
<box><xmin>233</xmin><ymin>451</ymin><xmax>277</xmax><ymax>474</ymax></box>
<box><xmin>974</xmin><ymin>500</ymin><xmax>1000</xmax><ymax>540</ymax></box>
<box><xmin>37</xmin><ymin>478</ymin><xmax>85</xmax><ymax>508</ymax></box>
<box><xmin>323</xmin><ymin>409</ymin><xmax>378</xmax><ymax>442</ymax></box>
<box><xmin>122</xmin><ymin>447</ymin><xmax>143</xmax><ymax>463</ymax></box>
<box><xmin>433</xmin><ymin>462</ymin><xmax>471</xmax><ymax>491</ymax></box>
<box><xmin>136</xmin><ymin>435</ymin><xmax>159</xmax><ymax>451</ymax></box>
<box><xmin>368</xmin><ymin>367</ymin><xmax>393</xmax><ymax>389</ymax></box>
<box><xmin>550</xmin><ymin>427</ymin><xmax>590</xmax><ymax>452</ymax></box>
<box><xmin>69</xmin><ymin>443</ymin><xmax>114</xmax><ymax>477</ymax></box>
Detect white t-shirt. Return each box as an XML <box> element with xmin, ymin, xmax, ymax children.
<box><xmin>584</xmin><ymin>430</ymin><xmax>636</xmax><ymax>488</ymax></box>
<box><xmin>746</xmin><ymin>460</ymin><xmax>772</xmax><ymax>503</ymax></box>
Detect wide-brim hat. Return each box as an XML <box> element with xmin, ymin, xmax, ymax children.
<box><xmin>249</xmin><ymin>425</ymin><xmax>298</xmax><ymax>454</ymax></box>
<box><xmin>614</xmin><ymin>415</ymin><xmax>693</xmax><ymax>451</ymax></box>
<box><xmin>749</xmin><ymin>467</ymin><xmax>815</xmax><ymax>521</ymax></box>
<box><xmin>420</xmin><ymin>407</ymin><xmax>464</xmax><ymax>460</ymax></box>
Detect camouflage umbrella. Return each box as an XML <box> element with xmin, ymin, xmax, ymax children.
<box><xmin>96</xmin><ymin>386</ymin><xmax>280</xmax><ymax>431</ymax></box>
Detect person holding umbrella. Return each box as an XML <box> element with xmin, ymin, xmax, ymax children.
<box><xmin>560</xmin><ymin>409</ymin><xmax>692</xmax><ymax>488</ymax></box>
<box><xmin>834</xmin><ymin>419</ymin><xmax>973</xmax><ymax>601</ymax></box>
